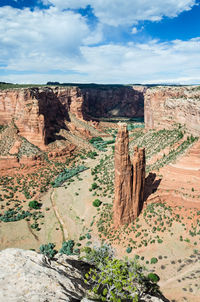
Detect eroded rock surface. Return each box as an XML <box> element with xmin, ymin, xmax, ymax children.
<box><xmin>114</xmin><ymin>123</ymin><xmax>145</xmax><ymax>227</ymax></box>
<box><xmin>132</xmin><ymin>146</ymin><xmax>146</xmax><ymax>218</ymax></box>
<box><xmin>0</xmin><ymin>86</ymin><xmax>144</xmax><ymax>150</ymax></box>
<box><xmin>0</xmin><ymin>248</ymin><xmax>89</xmax><ymax>302</ymax></box>
<box><xmin>144</xmin><ymin>86</ymin><xmax>200</xmax><ymax>135</ymax></box>
<box><xmin>0</xmin><ymin>248</ymin><xmax>168</xmax><ymax>302</ymax></box>
<box><xmin>114</xmin><ymin>123</ymin><xmax>133</xmax><ymax>226</ymax></box>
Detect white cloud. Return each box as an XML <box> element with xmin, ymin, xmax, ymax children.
<box><xmin>131</xmin><ymin>27</ymin><xmax>138</xmax><ymax>34</ymax></box>
<box><xmin>1</xmin><ymin>33</ymin><xmax>200</xmax><ymax>84</ymax></box>
<box><xmin>0</xmin><ymin>6</ymin><xmax>96</xmax><ymax>72</ymax></box>
<box><xmin>0</xmin><ymin>5</ymin><xmax>200</xmax><ymax>85</ymax></box>
<box><xmin>43</xmin><ymin>0</ymin><xmax>197</xmax><ymax>26</ymax></box>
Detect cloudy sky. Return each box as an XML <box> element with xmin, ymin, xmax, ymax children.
<box><xmin>0</xmin><ymin>0</ymin><xmax>200</xmax><ymax>84</ymax></box>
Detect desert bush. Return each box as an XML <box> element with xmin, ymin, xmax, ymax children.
<box><xmin>126</xmin><ymin>246</ymin><xmax>132</xmax><ymax>253</ymax></box>
<box><xmin>147</xmin><ymin>273</ymin><xmax>160</xmax><ymax>283</ymax></box>
<box><xmin>85</xmin><ymin>255</ymin><xmax>160</xmax><ymax>301</ymax></box>
<box><xmin>29</xmin><ymin>200</ymin><xmax>40</xmax><ymax>209</ymax></box>
<box><xmin>39</xmin><ymin>243</ymin><xmax>57</xmax><ymax>259</ymax></box>
<box><xmin>150</xmin><ymin>257</ymin><xmax>158</xmax><ymax>264</ymax></box>
<box><xmin>82</xmin><ymin>244</ymin><xmax>114</xmax><ymax>267</ymax></box>
<box><xmin>52</xmin><ymin>165</ymin><xmax>87</xmax><ymax>188</ymax></box>
<box><xmin>93</xmin><ymin>199</ymin><xmax>102</xmax><ymax>207</ymax></box>
<box><xmin>91</xmin><ymin>183</ymin><xmax>98</xmax><ymax>190</ymax></box>
<box><xmin>59</xmin><ymin>240</ymin><xmax>74</xmax><ymax>255</ymax></box>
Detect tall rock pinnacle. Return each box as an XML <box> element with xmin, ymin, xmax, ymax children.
<box><xmin>114</xmin><ymin>123</ymin><xmax>145</xmax><ymax>227</ymax></box>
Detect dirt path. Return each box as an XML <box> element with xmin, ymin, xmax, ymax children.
<box><xmin>51</xmin><ymin>152</ymin><xmax>107</xmax><ymax>242</ymax></box>
<box><xmin>50</xmin><ymin>189</ymin><xmax>68</xmax><ymax>242</ymax></box>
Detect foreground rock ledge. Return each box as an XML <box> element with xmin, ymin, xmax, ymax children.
<box><xmin>0</xmin><ymin>248</ymin><xmax>169</xmax><ymax>302</ymax></box>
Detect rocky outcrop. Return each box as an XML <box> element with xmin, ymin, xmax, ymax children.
<box><xmin>0</xmin><ymin>90</ymin><xmax>46</xmax><ymax>149</ymax></box>
<box><xmin>132</xmin><ymin>146</ymin><xmax>146</xmax><ymax>218</ymax></box>
<box><xmin>114</xmin><ymin>123</ymin><xmax>145</xmax><ymax>227</ymax></box>
<box><xmin>144</xmin><ymin>86</ymin><xmax>200</xmax><ymax>135</ymax></box>
<box><xmin>114</xmin><ymin>123</ymin><xmax>133</xmax><ymax>226</ymax></box>
<box><xmin>0</xmin><ymin>86</ymin><xmax>144</xmax><ymax>149</ymax></box>
<box><xmin>0</xmin><ymin>248</ymin><xmax>90</xmax><ymax>302</ymax></box>
<box><xmin>0</xmin><ymin>248</ymin><xmax>168</xmax><ymax>302</ymax></box>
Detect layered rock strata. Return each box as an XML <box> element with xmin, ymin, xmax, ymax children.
<box><xmin>132</xmin><ymin>146</ymin><xmax>146</xmax><ymax>218</ymax></box>
<box><xmin>144</xmin><ymin>86</ymin><xmax>200</xmax><ymax>135</ymax></box>
<box><xmin>114</xmin><ymin>123</ymin><xmax>145</xmax><ymax>227</ymax></box>
<box><xmin>0</xmin><ymin>86</ymin><xmax>144</xmax><ymax>149</ymax></box>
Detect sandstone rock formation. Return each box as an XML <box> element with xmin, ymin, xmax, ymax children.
<box><xmin>114</xmin><ymin>123</ymin><xmax>133</xmax><ymax>226</ymax></box>
<box><xmin>114</xmin><ymin>123</ymin><xmax>145</xmax><ymax>227</ymax></box>
<box><xmin>1</xmin><ymin>84</ymin><xmax>199</xmax><ymax>155</ymax></box>
<box><xmin>132</xmin><ymin>146</ymin><xmax>146</xmax><ymax>218</ymax></box>
<box><xmin>0</xmin><ymin>85</ymin><xmax>144</xmax><ymax>149</ymax></box>
<box><xmin>144</xmin><ymin>86</ymin><xmax>200</xmax><ymax>135</ymax></box>
<box><xmin>0</xmin><ymin>248</ymin><xmax>90</xmax><ymax>302</ymax></box>
<box><xmin>0</xmin><ymin>90</ymin><xmax>46</xmax><ymax>149</ymax></box>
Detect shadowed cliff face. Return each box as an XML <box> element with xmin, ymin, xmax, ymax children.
<box><xmin>0</xmin><ymin>86</ymin><xmax>144</xmax><ymax>148</ymax></box>
<box><xmin>1</xmin><ymin>85</ymin><xmax>199</xmax><ymax>150</ymax></box>
<box><xmin>83</xmin><ymin>86</ymin><xmax>145</xmax><ymax>119</ymax></box>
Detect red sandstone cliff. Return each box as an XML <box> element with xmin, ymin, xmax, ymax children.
<box><xmin>0</xmin><ymin>90</ymin><xmax>46</xmax><ymax>149</ymax></box>
<box><xmin>144</xmin><ymin>86</ymin><xmax>200</xmax><ymax>135</ymax></box>
<box><xmin>114</xmin><ymin>123</ymin><xmax>145</xmax><ymax>227</ymax></box>
<box><xmin>113</xmin><ymin>123</ymin><xmax>133</xmax><ymax>226</ymax></box>
<box><xmin>0</xmin><ymin>86</ymin><xmax>144</xmax><ymax>149</ymax></box>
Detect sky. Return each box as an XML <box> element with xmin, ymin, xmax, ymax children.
<box><xmin>0</xmin><ymin>0</ymin><xmax>200</xmax><ymax>84</ymax></box>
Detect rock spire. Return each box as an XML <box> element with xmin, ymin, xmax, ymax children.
<box><xmin>114</xmin><ymin>123</ymin><xmax>145</xmax><ymax>227</ymax></box>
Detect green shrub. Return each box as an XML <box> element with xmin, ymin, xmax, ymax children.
<box><xmin>93</xmin><ymin>199</ymin><xmax>102</xmax><ymax>207</ymax></box>
<box><xmin>150</xmin><ymin>257</ymin><xmax>158</xmax><ymax>264</ymax></box>
<box><xmin>91</xmin><ymin>183</ymin><xmax>98</xmax><ymax>190</ymax></box>
<box><xmin>126</xmin><ymin>246</ymin><xmax>132</xmax><ymax>253</ymax></box>
<box><xmin>87</xmin><ymin>151</ymin><xmax>98</xmax><ymax>159</ymax></box>
<box><xmin>85</xmin><ymin>256</ymin><xmax>160</xmax><ymax>301</ymax></box>
<box><xmin>59</xmin><ymin>240</ymin><xmax>75</xmax><ymax>255</ymax></box>
<box><xmin>82</xmin><ymin>244</ymin><xmax>114</xmax><ymax>267</ymax></box>
<box><xmin>39</xmin><ymin>243</ymin><xmax>57</xmax><ymax>259</ymax></box>
<box><xmin>147</xmin><ymin>273</ymin><xmax>160</xmax><ymax>283</ymax></box>
<box><xmin>29</xmin><ymin>200</ymin><xmax>40</xmax><ymax>209</ymax></box>
<box><xmin>86</xmin><ymin>233</ymin><xmax>91</xmax><ymax>239</ymax></box>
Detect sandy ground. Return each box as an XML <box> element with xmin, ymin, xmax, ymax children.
<box><xmin>0</xmin><ymin>131</ymin><xmax>200</xmax><ymax>302</ymax></box>
<box><xmin>50</xmin><ymin>154</ymin><xmax>106</xmax><ymax>244</ymax></box>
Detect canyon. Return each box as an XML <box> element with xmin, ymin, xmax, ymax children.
<box><xmin>0</xmin><ymin>85</ymin><xmax>144</xmax><ymax>150</ymax></box>
<box><xmin>0</xmin><ymin>85</ymin><xmax>199</xmax><ymax>153</ymax></box>
<box><xmin>0</xmin><ymin>84</ymin><xmax>200</xmax><ymax>302</ymax></box>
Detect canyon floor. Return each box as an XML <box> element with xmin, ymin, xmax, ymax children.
<box><xmin>0</xmin><ymin>120</ymin><xmax>200</xmax><ymax>302</ymax></box>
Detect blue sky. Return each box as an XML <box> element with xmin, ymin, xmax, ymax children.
<box><xmin>0</xmin><ymin>0</ymin><xmax>200</xmax><ymax>84</ymax></box>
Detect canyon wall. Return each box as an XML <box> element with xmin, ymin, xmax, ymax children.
<box><xmin>0</xmin><ymin>86</ymin><xmax>144</xmax><ymax>149</ymax></box>
<box><xmin>114</xmin><ymin>123</ymin><xmax>145</xmax><ymax>227</ymax></box>
<box><xmin>144</xmin><ymin>86</ymin><xmax>200</xmax><ymax>135</ymax></box>
<box><xmin>84</xmin><ymin>85</ymin><xmax>144</xmax><ymax>118</ymax></box>
<box><xmin>1</xmin><ymin>85</ymin><xmax>199</xmax><ymax>152</ymax></box>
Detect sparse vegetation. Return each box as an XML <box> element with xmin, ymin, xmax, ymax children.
<box><xmin>39</xmin><ymin>243</ymin><xmax>57</xmax><ymax>259</ymax></box>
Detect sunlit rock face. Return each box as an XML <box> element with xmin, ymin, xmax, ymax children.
<box><xmin>144</xmin><ymin>86</ymin><xmax>200</xmax><ymax>135</ymax></box>
<box><xmin>114</xmin><ymin>123</ymin><xmax>145</xmax><ymax>227</ymax></box>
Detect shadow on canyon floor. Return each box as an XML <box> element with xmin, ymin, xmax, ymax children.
<box><xmin>144</xmin><ymin>172</ymin><xmax>162</xmax><ymax>203</ymax></box>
